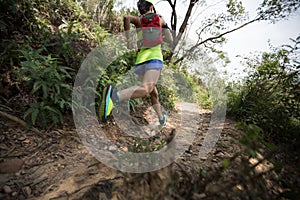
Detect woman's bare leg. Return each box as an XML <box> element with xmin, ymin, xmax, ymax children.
<box><xmin>150</xmin><ymin>86</ymin><xmax>163</xmax><ymax>119</ymax></box>
<box><xmin>119</xmin><ymin>70</ymin><xmax>160</xmax><ymax>101</ymax></box>
<box><xmin>118</xmin><ymin>70</ymin><xmax>162</xmax><ymax>118</ymax></box>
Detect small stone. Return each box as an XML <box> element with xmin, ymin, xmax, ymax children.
<box><xmin>18</xmin><ymin>136</ymin><xmax>26</xmax><ymax>141</ymax></box>
<box><xmin>22</xmin><ymin>186</ymin><xmax>31</xmax><ymax>197</ymax></box>
<box><xmin>88</xmin><ymin>170</ymin><xmax>98</xmax><ymax>175</ymax></box>
<box><xmin>183</xmin><ymin>151</ymin><xmax>192</xmax><ymax>157</ymax></box>
<box><xmin>0</xmin><ymin>158</ymin><xmax>24</xmax><ymax>174</ymax></box>
<box><xmin>108</xmin><ymin>146</ymin><xmax>117</xmax><ymax>151</ymax></box>
<box><xmin>23</xmin><ymin>139</ymin><xmax>31</xmax><ymax>144</ymax></box>
<box><xmin>205</xmin><ymin>182</ymin><xmax>221</xmax><ymax>194</ymax></box>
<box><xmin>74</xmin><ymin>175</ymin><xmax>87</xmax><ymax>183</ymax></box>
<box><xmin>193</xmin><ymin>193</ymin><xmax>206</xmax><ymax>199</ymax></box>
<box><xmin>99</xmin><ymin>192</ymin><xmax>108</xmax><ymax>200</ymax></box>
<box><xmin>12</xmin><ymin>192</ymin><xmax>18</xmax><ymax>196</ymax></box>
<box><xmin>3</xmin><ymin>185</ymin><xmax>12</xmax><ymax>194</ymax></box>
<box><xmin>235</xmin><ymin>157</ymin><xmax>242</xmax><ymax>163</ymax></box>
<box><xmin>18</xmin><ymin>195</ymin><xmax>26</xmax><ymax>200</ymax></box>
<box><xmin>216</xmin><ymin>152</ymin><xmax>225</xmax><ymax>157</ymax></box>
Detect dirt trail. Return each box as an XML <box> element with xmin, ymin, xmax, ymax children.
<box><xmin>0</xmin><ymin>102</ymin><xmax>242</xmax><ymax>199</ymax></box>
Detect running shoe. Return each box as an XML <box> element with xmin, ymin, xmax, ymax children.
<box><xmin>99</xmin><ymin>85</ymin><xmax>119</xmax><ymax>122</ymax></box>
<box><xmin>159</xmin><ymin>111</ymin><xmax>168</xmax><ymax>126</ymax></box>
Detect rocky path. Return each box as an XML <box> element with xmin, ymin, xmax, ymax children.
<box><xmin>0</xmin><ymin>102</ymin><xmax>244</xmax><ymax>199</ymax></box>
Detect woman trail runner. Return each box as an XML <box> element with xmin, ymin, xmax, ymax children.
<box><xmin>99</xmin><ymin>0</ymin><xmax>173</xmax><ymax>126</ymax></box>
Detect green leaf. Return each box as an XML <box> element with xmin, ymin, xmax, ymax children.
<box><xmin>222</xmin><ymin>159</ymin><xmax>230</xmax><ymax>168</ymax></box>
<box><xmin>44</xmin><ymin>106</ymin><xmax>60</xmax><ymax>114</ymax></box>
<box><xmin>24</xmin><ymin>107</ymin><xmax>34</xmax><ymax>120</ymax></box>
<box><xmin>31</xmin><ymin>109</ymin><xmax>39</xmax><ymax>125</ymax></box>
<box><xmin>42</xmin><ymin>83</ymin><xmax>49</xmax><ymax>99</ymax></box>
<box><xmin>32</xmin><ymin>81</ymin><xmax>42</xmax><ymax>94</ymax></box>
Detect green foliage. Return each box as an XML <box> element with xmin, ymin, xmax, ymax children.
<box><xmin>0</xmin><ymin>0</ymin><xmax>112</xmax><ymax>127</ymax></box>
<box><xmin>24</xmin><ymin>102</ymin><xmax>63</xmax><ymax>128</ymax></box>
<box><xmin>81</xmin><ymin>0</ymin><xmax>126</xmax><ymax>33</ymax></box>
<box><xmin>226</xmin><ymin>0</ymin><xmax>245</xmax><ymax>16</ymax></box>
<box><xmin>128</xmin><ymin>98</ymin><xmax>142</xmax><ymax>113</ymax></box>
<box><xmin>181</xmin><ymin>72</ymin><xmax>212</xmax><ymax>109</ymax></box>
<box><xmin>258</xmin><ymin>0</ymin><xmax>300</xmax><ymax>21</ymax></box>
<box><xmin>128</xmin><ymin>137</ymin><xmax>166</xmax><ymax>153</ymax></box>
<box><xmin>226</xmin><ymin>82</ymin><xmax>243</xmax><ymax>116</ymax></box>
<box><xmin>1</xmin><ymin>0</ymin><xmax>109</xmax><ymax>70</ymax></box>
<box><xmin>227</xmin><ymin>38</ymin><xmax>300</xmax><ymax>143</ymax></box>
<box><xmin>0</xmin><ymin>0</ymin><xmax>18</xmax><ymax>35</ymax></box>
<box><xmin>106</xmin><ymin>52</ymin><xmax>137</xmax><ymax>84</ymax></box>
<box><xmin>157</xmin><ymin>85</ymin><xmax>177</xmax><ymax>109</ymax></box>
<box><xmin>31</xmin><ymin>0</ymin><xmax>108</xmax><ymax>66</ymax></box>
<box><xmin>160</xmin><ymin>65</ymin><xmax>211</xmax><ymax>109</ymax></box>
<box><xmin>196</xmin><ymin>89</ymin><xmax>212</xmax><ymax>109</ymax></box>
<box><xmin>19</xmin><ymin>46</ymin><xmax>73</xmax><ymax>127</ymax></box>
<box><xmin>237</xmin><ymin>122</ymin><xmax>274</xmax><ymax>155</ymax></box>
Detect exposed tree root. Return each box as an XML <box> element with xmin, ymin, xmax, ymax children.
<box><xmin>0</xmin><ymin>110</ymin><xmax>40</xmax><ymax>134</ymax></box>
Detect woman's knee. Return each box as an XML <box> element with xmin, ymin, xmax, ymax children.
<box><xmin>150</xmin><ymin>87</ymin><xmax>158</xmax><ymax>98</ymax></box>
<box><xmin>141</xmin><ymin>84</ymin><xmax>154</xmax><ymax>97</ymax></box>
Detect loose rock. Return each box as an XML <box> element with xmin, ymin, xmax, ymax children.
<box><xmin>0</xmin><ymin>158</ymin><xmax>24</xmax><ymax>174</ymax></box>
<box><xmin>3</xmin><ymin>185</ymin><xmax>12</xmax><ymax>194</ymax></box>
<box><xmin>22</xmin><ymin>186</ymin><xmax>31</xmax><ymax>197</ymax></box>
<box><xmin>12</xmin><ymin>191</ymin><xmax>18</xmax><ymax>196</ymax></box>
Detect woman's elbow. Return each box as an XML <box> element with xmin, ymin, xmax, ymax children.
<box><xmin>123</xmin><ymin>15</ymin><xmax>129</xmax><ymax>22</ymax></box>
<box><xmin>167</xmin><ymin>37</ymin><xmax>173</xmax><ymax>43</ymax></box>
<box><xmin>165</xmin><ymin>34</ymin><xmax>173</xmax><ymax>43</ymax></box>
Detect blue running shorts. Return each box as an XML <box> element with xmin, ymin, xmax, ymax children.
<box><xmin>134</xmin><ymin>59</ymin><xmax>163</xmax><ymax>75</ymax></box>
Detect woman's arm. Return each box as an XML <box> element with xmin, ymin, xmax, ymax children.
<box><xmin>124</xmin><ymin>15</ymin><xmax>141</xmax><ymax>49</ymax></box>
<box><xmin>124</xmin><ymin>15</ymin><xmax>141</xmax><ymax>30</ymax></box>
<box><xmin>160</xmin><ymin>18</ymin><xmax>173</xmax><ymax>43</ymax></box>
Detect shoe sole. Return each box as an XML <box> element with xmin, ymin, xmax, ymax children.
<box><xmin>99</xmin><ymin>85</ymin><xmax>112</xmax><ymax>122</ymax></box>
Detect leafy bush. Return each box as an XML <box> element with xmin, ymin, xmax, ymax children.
<box><xmin>227</xmin><ymin>38</ymin><xmax>300</xmax><ymax>143</ymax></box>
<box><xmin>195</xmin><ymin>86</ymin><xmax>212</xmax><ymax>109</ymax></box>
<box><xmin>19</xmin><ymin>46</ymin><xmax>74</xmax><ymax>127</ymax></box>
<box><xmin>157</xmin><ymin>85</ymin><xmax>177</xmax><ymax>109</ymax></box>
<box><xmin>159</xmin><ymin>65</ymin><xmax>210</xmax><ymax>109</ymax></box>
<box><xmin>0</xmin><ymin>0</ymin><xmax>112</xmax><ymax>127</ymax></box>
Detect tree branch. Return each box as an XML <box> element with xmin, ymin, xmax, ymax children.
<box><xmin>165</xmin><ymin>0</ymin><xmax>177</xmax><ymax>34</ymax></box>
<box><xmin>0</xmin><ymin>111</ymin><xmax>41</xmax><ymax>134</ymax></box>
<box><xmin>173</xmin><ymin>0</ymin><xmax>199</xmax><ymax>50</ymax></box>
<box><xmin>174</xmin><ymin>17</ymin><xmax>261</xmax><ymax>65</ymax></box>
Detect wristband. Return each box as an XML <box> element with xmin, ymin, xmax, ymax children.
<box><xmin>162</xmin><ymin>23</ymin><xmax>170</xmax><ymax>30</ymax></box>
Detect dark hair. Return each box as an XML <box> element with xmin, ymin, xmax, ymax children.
<box><xmin>137</xmin><ymin>0</ymin><xmax>155</xmax><ymax>15</ymax></box>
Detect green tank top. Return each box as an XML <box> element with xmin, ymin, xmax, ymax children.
<box><xmin>135</xmin><ymin>31</ymin><xmax>163</xmax><ymax>65</ymax></box>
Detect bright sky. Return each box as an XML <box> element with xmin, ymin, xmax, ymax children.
<box><xmin>222</xmin><ymin>0</ymin><xmax>300</xmax><ymax>79</ymax></box>
<box><xmin>118</xmin><ymin>0</ymin><xmax>300</xmax><ymax>80</ymax></box>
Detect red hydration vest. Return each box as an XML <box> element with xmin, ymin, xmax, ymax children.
<box><xmin>141</xmin><ymin>13</ymin><xmax>163</xmax><ymax>47</ymax></box>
